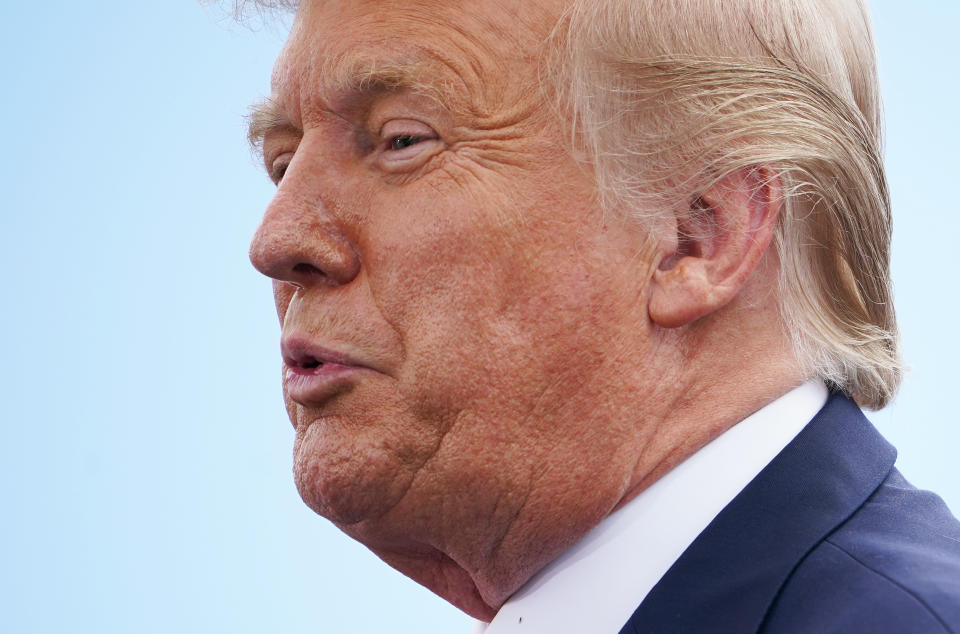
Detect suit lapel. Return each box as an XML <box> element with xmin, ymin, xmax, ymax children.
<box><xmin>619</xmin><ymin>393</ymin><xmax>896</xmax><ymax>634</ymax></box>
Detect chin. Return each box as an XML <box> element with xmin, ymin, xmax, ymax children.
<box><xmin>291</xmin><ymin>421</ymin><xmax>420</xmax><ymax>525</ymax></box>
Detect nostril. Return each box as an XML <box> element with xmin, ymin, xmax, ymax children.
<box><xmin>293</xmin><ymin>262</ymin><xmax>324</xmax><ymax>276</ymax></box>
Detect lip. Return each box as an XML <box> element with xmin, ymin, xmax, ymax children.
<box><xmin>281</xmin><ymin>336</ymin><xmax>373</xmax><ymax>407</ymax></box>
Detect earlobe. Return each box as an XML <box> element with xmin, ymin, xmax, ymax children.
<box><xmin>648</xmin><ymin>167</ymin><xmax>781</xmax><ymax>329</ymax></box>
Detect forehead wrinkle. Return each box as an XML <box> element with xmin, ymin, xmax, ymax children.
<box><xmin>385</xmin><ymin>5</ymin><xmax>546</xmax><ymax>118</ymax></box>
<box><xmin>274</xmin><ymin>0</ymin><xmax>561</xmax><ymax>128</ymax></box>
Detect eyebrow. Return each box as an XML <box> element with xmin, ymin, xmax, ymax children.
<box><xmin>247</xmin><ymin>98</ymin><xmax>292</xmax><ymax>155</ymax></box>
<box><xmin>246</xmin><ymin>59</ymin><xmax>455</xmax><ymax>157</ymax></box>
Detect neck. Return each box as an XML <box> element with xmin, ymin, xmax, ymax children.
<box><xmin>619</xmin><ymin>286</ymin><xmax>807</xmax><ymax>510</ymax></box>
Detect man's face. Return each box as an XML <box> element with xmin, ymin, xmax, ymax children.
<box><xmin>250</xmin><ymin>0</ymin><xmax>666</xmax><ymax>614</ymax></box>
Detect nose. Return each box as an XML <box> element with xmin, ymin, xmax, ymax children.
<box><xmin>249</xmin><ymin>180</ymin><xmax>361</xmax><ymax>288</ymax></box>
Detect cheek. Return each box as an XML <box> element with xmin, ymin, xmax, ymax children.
<box><xmin>395</xmin><ymin>258</ymin><xmax>633</xmax><ymax>439</ymax></box>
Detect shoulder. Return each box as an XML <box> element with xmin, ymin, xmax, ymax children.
<box><xmin>761</xmin><ymin>469</ymin><xmax>960</xmax><ymax>634</ymax></box>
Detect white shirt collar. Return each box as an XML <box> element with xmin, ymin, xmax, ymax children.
<box><xmin>473</xmin><ymin>380</ymin><xmax>828</xmax><ymax>634</ymax></box>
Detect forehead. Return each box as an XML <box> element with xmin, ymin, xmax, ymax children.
<box><xmin>270</xmin><ymin>0</ymin><xmax>565</xmax><ymax>118</ymax></box>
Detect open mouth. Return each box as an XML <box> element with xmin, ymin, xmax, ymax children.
<box><xmin>281</xmin><ymin>337</ymin><xmax>368</xmax><ymax>378</ymax></box>
<box><xmin>288</xmin><ymin>354</ymin><xmax>326</xmax><ymax>373</ymax></box>
<box><xmin>284</xmin><ymin>349</ymin><xmax>357</xmax><ymax>375</ymax></box>
<box><xmin>279</xmin><ymin>338</ymin><xmax>371</xmax><ymax>407</ymax></box>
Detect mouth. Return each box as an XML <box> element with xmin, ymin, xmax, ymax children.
<box><xmin>281</xmin><ymin>337</ymin><xmax>371</xmax><ymax>407</ymax></box>
<box><xmin>286</xmin><ymin>352</ymin><xmax>339</xmax><ymax>373</ymax></box>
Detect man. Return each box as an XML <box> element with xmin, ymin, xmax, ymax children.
<box><xmin>246</xmin><ymin>0</ymin><xmax>960</xmax><ymax>631</ymax></box>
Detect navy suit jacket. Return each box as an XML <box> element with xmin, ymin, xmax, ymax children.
<box><xmin>619</xmin><ymin>392</ymin><xmax>960</xmax><ymax>633</ymax></box>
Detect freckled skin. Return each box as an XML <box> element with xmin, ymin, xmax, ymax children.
<box><xmin>249</xmin><ymin>0</ymin><xmax>802</xmax><ymax>620</ymax></box>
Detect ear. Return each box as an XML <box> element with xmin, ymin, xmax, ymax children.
<box><xmin>649</xmin><ymin>166</ymin><xmax>781</xmax><ymax>329</ymax></box>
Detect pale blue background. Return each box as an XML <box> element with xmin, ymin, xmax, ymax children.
<box><xmin>1</xmin><ymin>2</ymin><xmax>957</xmax><ymax>632</ymax></box>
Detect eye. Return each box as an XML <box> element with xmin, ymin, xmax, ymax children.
<box><xmin>390</xmin><ymin>134</ymin><xmax>425</xmax><ymax>151</ymax></box>
<box><xmin>269</xmin><ymin>154</ymin><xmax>293</xmax><ymax>185</ymax></box>
<box><xmin>378</xmin><ymin>119</ymin><xmax>440</xmax><ymax>168</ymax></box>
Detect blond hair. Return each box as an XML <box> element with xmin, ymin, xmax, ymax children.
<box><xmin>549</xmin><ymin>0</ymin><xmax>900</xmax><ymax>408</ymax></box>
<box><xmin>244</xmin><ymin>0</ymin><xmax>902</xmax><ymax>408</ymax></box>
